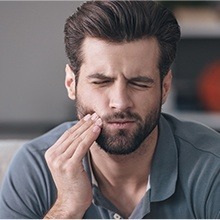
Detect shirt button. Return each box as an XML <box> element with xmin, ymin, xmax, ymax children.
<box><xmin>113</xmin><ymin>213</ymin><xmax>122</xmax><ymax>219</ymax></box>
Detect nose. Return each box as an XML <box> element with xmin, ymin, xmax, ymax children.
<box><xmin>109</xmin><ymin>83</ymin><xmax>133</xmax><ymax>111</ymax></box>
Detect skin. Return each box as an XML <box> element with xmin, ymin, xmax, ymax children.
<box><xmin>44</xmin><ymin>37</ymin><xmax>172</xmax><ymax>218</ymax></box>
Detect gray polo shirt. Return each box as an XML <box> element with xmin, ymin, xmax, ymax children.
<box><xmin>0</xmin><ymin>114</ymin><xmax>220</xmax><ymax>219</ymax></box>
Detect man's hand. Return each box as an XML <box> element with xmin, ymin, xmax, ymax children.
<box><xmin>44</xmin><ymin>113</ymin><xmax>102</xmax><ymax>219</ymax></box>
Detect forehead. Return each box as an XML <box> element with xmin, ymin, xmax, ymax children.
<box><xmin>80</xmin><ymin>37</ymin><xmax>160</xmax><ymax>78</ymax></box>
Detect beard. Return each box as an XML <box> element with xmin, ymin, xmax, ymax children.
<box><xmin>75</xmin><ymin>98</ymin><xmax>161</xmax><ymax>155</ymax></box>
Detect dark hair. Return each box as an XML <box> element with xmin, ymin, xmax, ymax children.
<box><xmin>64</xmin><ymin>1</ymin><xmax>180</xmax><ymax>80</ymax></box>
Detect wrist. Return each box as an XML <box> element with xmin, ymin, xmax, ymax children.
<box><xmin>44</xmin><ymin>200</ymin><xmax>86</xmax><ymax>219</ymax></box>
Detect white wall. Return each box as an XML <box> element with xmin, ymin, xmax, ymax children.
<box><xmin>0</xmin><ymin>1</ymin><xmax>83</xmax><ymax>127</ymax></box>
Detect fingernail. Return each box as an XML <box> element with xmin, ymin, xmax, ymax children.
<box><xmin>93</xmin><ymin>125</ymin><xmax>101</xmax><ymax>133</ymax></box>
<box><xmin>95</xmin><ymin>118</ymin><xmax>102</xmax><ymax>126</ymax></box>
<box><xmin>83</xmin><ymin>114</ymin><xmax>91</xmax><ymax>121</ymax></box>
<box><xmin>91</xmin><ymin>113</ymin><xmax>98</xmax><ymax>120</ymax></box>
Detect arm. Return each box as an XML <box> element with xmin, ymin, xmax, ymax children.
<box><xmin>44</xmin><ymin>113</ymin><xmax>102</xmax><ymax>219</ymax></box>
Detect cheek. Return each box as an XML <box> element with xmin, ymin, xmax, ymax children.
<box><xmin>77</xmin><ymin>87</ymin><xmax>107</xmax><ymax>115</ymax></box>
<box><xmin>136</xmin><ymin>90</ymin><xmax>162</xmax><ymax>115</ymax></box>
<box><xmin>92</xmin><ymin>94</ymin><xmax>108</xmax><ymax>115</ymax></box>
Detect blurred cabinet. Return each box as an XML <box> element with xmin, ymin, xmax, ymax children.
<box><xmin>164</xmin><ymin>19</ymin><xmax>220</xmax><ymax>131</ymax></box>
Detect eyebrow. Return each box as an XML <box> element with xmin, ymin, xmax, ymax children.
<box><xmin>87</xmin><ymin>73</ymin><xmax>114</xmax><ymax>80</ymax></box>
<box><xmin>128</xmin><ymin>76</ymin><xmax>155</xmax><ymax>84</ymax></box>
<box><xmin>87</xmin><ymin>73</ymin><xmax>155</xmax><ymax>84</ymax></box>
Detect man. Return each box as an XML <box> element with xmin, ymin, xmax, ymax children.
<box><xmin>0</xmin><ymin>1</ymin><xmax>220</xmax><ymax>219</ymax></box>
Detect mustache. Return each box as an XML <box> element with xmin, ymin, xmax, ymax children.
<box><xmin>75</xmin><ymin>101</ymin><xmax>142</xmax><ymax>122</ymax></box>
<box><xmin>102</xmin><ymin>111</ymin><xmax>142</xmax><ymax>122</ymax></box>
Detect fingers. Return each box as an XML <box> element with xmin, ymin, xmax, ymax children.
<box><xmin>71</xmin><ymin>117</ymin><xmax>102</xmax><ymax>162</ymax></box>
<box><xmin>45</xmin><ymin>113</ymin><xmax>102</xmax><ymax>166</ymax></box>
<box><xmin>53</xmin><ymin>114</ymin><xmax>93</xmax><ymax>148</ymax></box>
<box><xmin>54</xmin><ymin>115</ymin><xmax>95</xmax><ymax>155</ymax></box>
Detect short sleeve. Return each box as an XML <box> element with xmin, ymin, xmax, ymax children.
<box><xmin>0</xmin><ymin>142</ymin><xmax>56</xmax><ymax>218</ymax></box>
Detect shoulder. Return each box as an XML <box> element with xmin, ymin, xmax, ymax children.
<box><xmin>7</xmin><ymin>121</ymin><xmax>77</xmax><ymax>172</ymax></box>
<box><xmin>162</xmin><ymin>113</ymin><xmax>220</xmax><ymax>158</ymax></box>
<box><xmin>0</xmin><ymin>121</ymin><xmax>77</xmax><ymax>218</ymax></box>
<box><xmin>6</xmin><ymin>121</ymin><xmax>77</xmax><ymax>186</ymax></box>
<box><xmin>161</xmin><ymin>114</ymin><xmax>220</xmax><ymax>218</ymax></box>
<box><xmin>20</xmin><ymin>121</ymin><xmax>76</xmax><ymax>156</ymax></box>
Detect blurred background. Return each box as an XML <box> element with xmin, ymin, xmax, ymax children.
<box><xmin>0</xmin><ymin>1</ymin><xmax>220</xmax><ymax>139</ymax></box>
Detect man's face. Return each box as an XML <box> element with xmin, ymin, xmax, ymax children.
<box><xmin>67</xmin><ymin>37</ymin><xmax>171</xmax><ymax>155</ymax></box>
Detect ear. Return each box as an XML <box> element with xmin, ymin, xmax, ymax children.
<box><xmin>65</xmin><ymin>64</ymin><xmax>76</xmax><ymax>100</ymax></box>
<box><xmin>162</xmin><ymin>70</ymin><xmax>172</xmax><ymax>105</ymax></box>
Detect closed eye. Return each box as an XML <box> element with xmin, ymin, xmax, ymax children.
<box><xmin>129</xmin><ymin>81</ymin><xmax>150</xmax><ymax>88</ymax></box>
<box><xmin>128</xmin><ymin>76</ymin><xmax>154</xmax><ymax>89</ymax></box>
<box><xmin>92</xmin><ymin>80</ymin><xmax>111</xmax><ymax>85</ymax></box>
<box><xmin>92</xmin><ymin>80</ymin><xmax>110</xmax><ymax>84</ymax></box>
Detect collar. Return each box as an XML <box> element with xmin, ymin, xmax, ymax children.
<box><xmin>150</xmin><ymin>114</ymin><xmax>178</xmax><ymax>202</ymax></box>
<box><xmin>87</xmin><ymin>152</ymin><xmax>99</xmax><ymax>187</ymax></box>
<box><xmin>86</xmin><ymin>149</ymin><xmax>151</xmax><ymax>192</ymax></box>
